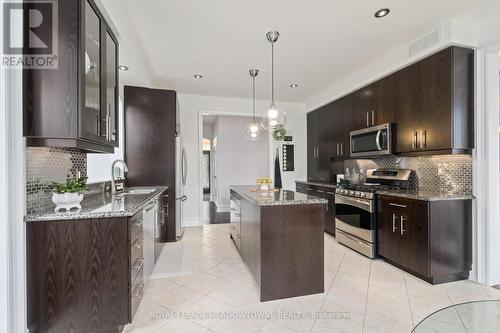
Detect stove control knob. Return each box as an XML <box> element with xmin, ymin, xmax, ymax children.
<box><xmin>349</xmin><ymin>191</ymin><xmax>355</xmax><ymax>196</ymax></box>
<box><xmin>360</xmin><ymin>193</ymin><xmax>366</xmax><ymax>198</ymax></box>
<box><xmin>356</xmin><ymin>192</ymin><xmax>361</xmax><ymax>197</ymax></box>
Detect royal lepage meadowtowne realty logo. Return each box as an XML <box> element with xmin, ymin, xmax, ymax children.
<box><xmin>2</xmin><ymin>0</ymin><xmax>58</xmax><ymax>68</ymax></box>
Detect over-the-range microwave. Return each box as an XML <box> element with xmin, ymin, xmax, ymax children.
<box><xmin>350</xmin><ymin>123</ymin><xmax>393</xmax><ymax>157</ymax></box>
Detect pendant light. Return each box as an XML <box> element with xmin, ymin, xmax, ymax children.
<box><xmin>245</xmin><ymin>69</ymin><xmax>262</xmax><ymax>140</ymax></box>
<box><xmin>260</xmin><ymin>31</ymin><xmax>286</xmax><ymax>130</ymax></box>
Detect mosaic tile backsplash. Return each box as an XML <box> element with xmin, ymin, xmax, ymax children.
<box><xmin>344</xmin><ymin>155</ymin><xmax>472</xmax><ymax>195</ymax></box>
<box><xmin>26</xmin><ymin>147</ymin><xmax>88</xmax><ymax>214</ymax></box>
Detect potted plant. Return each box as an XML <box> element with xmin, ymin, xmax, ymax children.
<box><xmin>272</xmin><ymin>125</ymin><xmax>287</xmax><ymax>141</ymax></box>
<box><xmin>50</xmin><ymin>176</ymin><xmax>88</xmax><ymax>211</ymax></box>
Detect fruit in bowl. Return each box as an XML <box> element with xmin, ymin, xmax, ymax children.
<box><xmin>257</xmin><ymin>177</ymin><xmax>273</xmax><ymax>191</ymax></box>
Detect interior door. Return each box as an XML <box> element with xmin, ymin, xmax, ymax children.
<box><xmin>394</xmin><ymin>63</ymin><xmax>420</xmax><ymax>153</ymax></box>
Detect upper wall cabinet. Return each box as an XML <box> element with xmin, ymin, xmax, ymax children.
<box><xmin>23</xmin><ymin>0</ymin><xmax>119</xmax><ymax>153</ymax></box>
<box><xmin>394</xmin><ymin>46</ymin><xmax>474</xmax><ymax>154</ymax></box>
<box><xmin>353</xmin><ymin>75</ymin><xmax>394</xmax><ymax>130</ymax></box>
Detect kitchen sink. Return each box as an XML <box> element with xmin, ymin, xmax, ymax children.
<box><xmin>124</xmin><ymin>188</ymin><xmax>156</xmax><ymax>194</ymax></box>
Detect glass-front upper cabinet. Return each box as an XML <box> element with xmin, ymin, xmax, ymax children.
<box><xmin>83</xmin><ymin>0</ymin><xmax>102</xmax><ymax>141</ymax></box>
<box><xmin>105</xmin><ymin>31</ymin><xmax>118</xmax><ymax>145</ymax></box>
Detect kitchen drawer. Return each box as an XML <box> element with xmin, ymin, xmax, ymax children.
<box><xmin>130</xmin><ymin>255</ymin><xmax>144</xmax><ymax>283</ymax></box>
<box><xmin>129</xmin><ymin>211</ymin><xmax>144</xmax><ymax>240</ymax></box>
<box><xmin>130</xmin><ymin>266</ymin><xmax>144</xmax><ymax>319</ymax></box>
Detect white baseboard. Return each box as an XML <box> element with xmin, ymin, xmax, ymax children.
<box><xmin>183</xmin><ymin>218</ymin><xmax>201</xmax><ymax>227</ymax></box>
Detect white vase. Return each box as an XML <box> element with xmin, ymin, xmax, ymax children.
<box><xmin>52</xmin><ymin>192</ymin><xmax>84</xmax><ymax>211</ymax></box>
<box><xmin>259</xmin><ymin>184</ymin><xmax>270</xmax><ymax>191</ymax></box>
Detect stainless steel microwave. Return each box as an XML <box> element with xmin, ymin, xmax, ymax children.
<box><xmin>350</xmin><ymin>123</ymin><xmax>393</xmax><ymax>157</ymax></box>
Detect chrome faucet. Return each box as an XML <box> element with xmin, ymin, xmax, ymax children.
<box><xmin>111</xmin><ymin>159</ymin><xmax>129</xmax><ymax>195</ymax></box>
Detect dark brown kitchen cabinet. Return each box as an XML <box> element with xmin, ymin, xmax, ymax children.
<box><xmin>331</xmin><ymin>94</ymin><xmax>354</xmax><ymax>159</ymax></box>
<box><xmin>124</xmin><ymin>86</ymin><xmax>177</xmax><ymax>242</ymax></box>
<box><xmin>24</xmin><ymin>0</ymin><xmax>119</xmax><ymax>153</ymax></box>
<box><xmin>353</xmin><ymin>75</ymin><xmax>394</xmax><ymax>130</ymax></box>
<box><xmin>307</xmin><ymin>105</ymin><xmax>333</xmax><ymax>183</ymax></box>
<box><xmin>296</xmin><ymin>182</ymin><xmax>336</xmax><ymax>236</ymax></box>
<box><xmin>394</xmin><ymin>63</ymin><xmax>420</xmax><ymax>153</ymax></box>
<box><xmin>377</xmin><ymin>195</ymin><xmax>472</xmax><ymax>284</ymax></box>
<box><xmin>394</xmin><ymin>46</ymin><xmax>474</xmax><ymax>155</ymax></box>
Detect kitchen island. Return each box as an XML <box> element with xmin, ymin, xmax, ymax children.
<box><xmin>229</xmin><ymin>185</ymin><xmax>327</xmax><ymax>301</ymax></box>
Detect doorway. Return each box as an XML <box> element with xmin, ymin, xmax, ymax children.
<box><xmin>200</xmin><ymin>113</ymin><xmax>269</xmax><ymax>224</ymax></box>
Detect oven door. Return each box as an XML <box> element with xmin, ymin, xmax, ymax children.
<box><xmin>350</xmin><ymin>123</ymin><xmax>392</xmax><ymax>157</ymax></box>
<box><xmin>334</xmin><ymin>194</ymin><xmax>375</xmax><ymax>243</ymax></box>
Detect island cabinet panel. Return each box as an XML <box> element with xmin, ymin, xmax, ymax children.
<box><xmin>377</xmin><ymin>195</ymin><xmax>472</xmax><ymax>284</ymax></box>
<box><xmin>27</xmin><ymin>218</ymin><xmax>130</xmax><ymax>333</ymax></box>
<box><xmin>232</xmin><ymin>187</ymin><xmax>326</xmax><ymax>302</ymax></box>
<box><xmin>260</xmin><ymin>204</ymin><xmax>325</xmax><ymax>301</ymax></box>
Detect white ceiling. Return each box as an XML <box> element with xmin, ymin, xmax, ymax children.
<box><xmin>102</xmin><ymin>0</ymin><xmax>489</xmax><ymax>103</ymax></box>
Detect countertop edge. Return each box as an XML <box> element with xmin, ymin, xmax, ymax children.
<box><xmin>24</xmin><ymin>186</ymin><xmax>168</xmax><ymax>222</ymax></box>
<box><xmin>230</xmin><ymin>185</ymin><xmax>328</xmax><ymax>207</ymax></box>
<box><xmin>375</xmin><ymin>190</ymin><xmax>475</xmax><ymax>202</ymax></box>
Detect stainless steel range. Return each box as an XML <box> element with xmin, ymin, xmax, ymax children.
<box><xmin>334</xmin><ymin>168</ymin><xmax>413</xmax><ymax>258</ymax></box>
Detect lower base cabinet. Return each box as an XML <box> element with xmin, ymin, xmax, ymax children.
<box><xmin>377</xmin><ymin>195</ymin><xmax>472</xmax><ymax>284</ymax></box>
<box><xmin>296</xmin><ymin>183</ymin><xmax>336</xmax><ymax>236</ymax></box>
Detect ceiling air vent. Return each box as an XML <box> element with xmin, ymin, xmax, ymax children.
<box><xmin>408</xmin><ymin>28</ymin><xmax>441</xmax><ymax>58</ymax></box>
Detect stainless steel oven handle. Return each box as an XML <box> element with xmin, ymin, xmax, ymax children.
<box><xmin>335</xmin><ymin>194</ymin><xmax>373</xmax><ymax>213</ymax></box>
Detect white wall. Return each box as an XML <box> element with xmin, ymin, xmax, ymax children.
<box><xmin>213</xmin><ymin>116</ymin><xmax>269</xmax><ymax>210</ymax></box>
<box><xmin>87</xmin><ymin>98</ymin><xmax>124</xmax><ymax>182</ymax></box>
<box><xmin>178</xmin><ymin>93</ymin><xmax>305</xmax><ymax>226</ymax></box>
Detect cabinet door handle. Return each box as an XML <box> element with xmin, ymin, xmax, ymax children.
<box><xmin>317</xmin><ymin>147</ymin><xmax>319</xmax><ymax>159</ymax></box>
<box><xmin>316</xmin><ymin>190</ymin><xmax>325</xmax><ymax>193</ymax></box>
<box><xmin>392</xmin><ymin>213</ymin><xmax>398</xmax><ymax>233</ymax></box>
<box><xmin>336</xmin><ymin>143</ymin><xmax>339</xmax><ymax>156</ymax></box>
<box><xmin>412</xmin><ymin>131</ymin><xmax>418</xmax><ymax>150</ymax></box>
<box><xmin>421</xmin><ymin>130</ymin><xmax>427</xmax><ymax>149</ymax></box>
<box><xmin>340</xmin><ymin>143</ymin><xmax>343</xmax><ymax>156</ymax></box>
<box><xmin>371</xmin><ymin>110</ymin><xmax>375</xmax><ymax>126</ymax></box>
<box><xmin>389</xmin><ymin>203</ymin><xmax>407</xmax><ymax>208</ymax></box>
<box><xmin>400</xmin><ymin>216</ymin><xmax>406</xmax><ymax>235</ymax></box>
<box><xmin>366</xmin><ymin>112</ymin><xmax>370</xmax><ymax>127</ymax></box>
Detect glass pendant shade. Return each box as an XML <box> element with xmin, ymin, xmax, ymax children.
<box><xmin>244</xmin><ymin>121</ymin><xmax>262</xmax><ymax>141</ymax></box>
<box><xmin>261</xmin><ymin>104</ymin><xmax>286</xmax><ymax>130</ymax></box>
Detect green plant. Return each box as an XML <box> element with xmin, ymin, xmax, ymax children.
<box><xmin>272</xmin><ymin>125</ymin><xmax>287</xmax><ymax>141</ymax></box>
<box><xmin>50</xmin><ymin>176</ymin><xmax>88</xmax><ymax>194</ymax></box>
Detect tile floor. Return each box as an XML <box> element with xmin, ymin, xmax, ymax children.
<box><xmin>124</xmin><ymin>224</ymin><xmax>500</xmax><ymax>333</ymax></box>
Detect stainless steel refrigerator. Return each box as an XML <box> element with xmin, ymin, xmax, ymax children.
<box><xmin>175</xmin><ymin>136</ymin><xmax>187</xmax><ymax>239</ymax></box>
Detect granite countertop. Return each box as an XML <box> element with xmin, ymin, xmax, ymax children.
<box><xmin>295</xmin><ymin>180</ymin><xmax>337</xmax><ymax>189</ymax></box>
<box><xmin>230</xmin><ymin>185</ymin><xmax>328</xmax><ymax>206</ymax></box>
<box><xmin>376</xmin><ymin>189</ymin><xmax>474</xmax><ymax>202</ymax></box>
<box><xmin>25</xmin><ymin>186</ymin><xmax>168</xmax><ymax>222</ymax></box>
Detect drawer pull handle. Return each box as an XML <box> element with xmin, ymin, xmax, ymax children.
<box><xmin>133</xmin><ymin>239</ymin><xmax>144</xmax><ymax>248</ymax></box>
<box><xmin>133</xmin><ymin>283</ymin><xmax>145</xmax><ymax>297</ymax></box>
<box><xmin>132</xmin><ymin>220</ymin><xmax>144</xmax><ymax>228</ymax></box>
<box><xmin>132</xmin><ymin>259</ymin><xmax>144</xmax><ymax>271</ymax></box>
<box><xmin>316</xmin><ymin>190</ymin><xmax>325</xmax><ymax>193</ymax></box>
<box><xmin>327</xmin><ymin>192</ymin><xmax>335</xmax><ymax>195</ymax></box>
<box><xmin>389</xmin><ymin>203</ymin><xmax>407</xmax><ymax>208</ymax></box>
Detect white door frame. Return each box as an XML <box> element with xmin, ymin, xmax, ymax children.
<box><xmin>2</xmin><ymin>5</ymin><xmax>27</xmax><ymax>332</ymax></box>
<box><xmin>197</xmin><ymin>108</ymin><xmax>272</xmax><ymax>225</ymax></box>
<box><xmin>474</xmin><ymin>43</ymin><xmax>500</xmax><ymax>286</ymax></box>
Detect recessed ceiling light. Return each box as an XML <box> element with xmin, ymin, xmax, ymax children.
<box><xmin>194</xmin><ymin>74</ymin><xmax>203</xmax><ymax>79</ymax></box>
<box><xmin>290</xmin><ymin>84</ymin><xmax>299</xmax><ymax>88</ymax></box>
<box><xmin>374</xmin><ymin>8</ymin><xmax>390</xmax><ymax>18</ymax></box>
<box><xmin>118</xmin><ymin>65</ymin><xmax>129</xmax><ymax>71</ymax></box>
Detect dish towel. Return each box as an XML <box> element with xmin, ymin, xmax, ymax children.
<box><xmin>274</xmin><ymin>148</ymin><xmax>282</xmax><ymax>189</ymax></box>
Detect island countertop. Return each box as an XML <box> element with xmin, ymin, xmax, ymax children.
<box><xmin>229</xmin><ymin>185</ymin><xmax>328</xmax><ymax>207</ymax></box>
<box><xmin>25</xmin><ymin>186</ymin><xmax>168</xmax><ymax>222</ymax></box>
